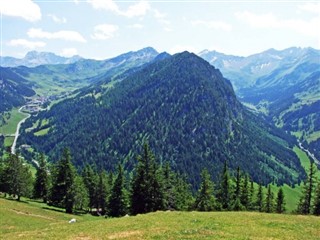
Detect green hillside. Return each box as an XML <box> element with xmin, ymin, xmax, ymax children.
<box><xmin>19</xmin><ymin>52</ymin><xmax>304</xmax><ymax>186</ymax></box>
<box><xmin>1</xmin><ymin>197</ymin><xmax>319</xmax><ymax>240</ymax></box>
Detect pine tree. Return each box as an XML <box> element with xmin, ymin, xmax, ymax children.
<box><xmin>2</xmin><ymin>153</ymin><xmax>33</xmax><ymax>200</ymax></box>
<box><xmin>276</xmin><ymin>188</ymin><xmax>286</xmax><ymax>214</ymax></box>
<box><xmin>297</xmin><ymin>161</ymin><xmax>317</xmax><ymax>214</ymax></box>
<box><xmin>162</xmin><ymin>162</ymin><xmax>176</xmax><ymax>210</ymax></box>
<box><xmin>174</xmin><ymin>174</ymin><xmax>194</xmax><ymax>211</ymax></box>
<box><xmin>256</xmin><ymin>183</ymin><xmax>264</xmax><ymax>212</ymax></box>
<box><xmin>96</xmin><ymin>171</ymin><xmax>108</xmax><ymax>215</ymax></box>
<box><xmin>240</xmin><ymin>174</ymin><xmax>250</xmax><ymax>210</ymax></box>
<box><xmin>33</xmin><ymin>153</ymin><xmax>49</xmax><ymax>203</ymax></box>
<box><xmin>313</xmin><ymin>182</ymin><xmax>320</xmax><ymax>215</ymax></box>
<box><xmin>73</xmin><ymin>175</ymin><xmax>89</xmax><ymax>211</ymax></box>
<box><xmin>217</xmin><ymin>161</ymin><xmax>231</xmax><ymax>210</ymax></box>
<box><xmin>265</xmin><ymin>185</ymin><xmax>274</xmax><ymax>213</ymax></box>
<box><xmin>107</xmin><ymin>165</ymin><xmax>128</xmax><ymax>217</ymax></box>
<box><xmin>194</xmin><ymin>168</ymin><xmax>215</xmax><ymax>211</ymax></box>
<box><xmin>82</xmin><ymin>165</ymin><xmax>98</xmax><ymax>212</ymax></box>
<box><xmin>232</xmin><ymin>166</ymin><xmax>244</xmax><ymax>211</ymax></box>
<box><xmin>49</xmin><ymin>148</ymin><xmax>76</xmax><ymax>213</ymax></box>
<box><xmin>130</xmin><ymin>143</ymin><xmax>164</xmax><ymax>215</ymax></box>
<box><xmin>248</xmin><ymin>180</ymin><xmax>255</xmax><ymax>210</ymax></box>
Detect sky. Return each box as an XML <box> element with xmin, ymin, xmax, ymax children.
<box><xmin>1</xmin><ymin>0</ymin><xmax>319</xmax><ymax>59</ymax></box>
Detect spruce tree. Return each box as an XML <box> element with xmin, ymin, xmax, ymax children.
<box><xmin>33</xmin><ymin>153</ymin><xmax>49</xmax><ymax>202</ymax></box>
<box><xmin>297</xmin><ymin>162</ymin><xmax>317</xmax><ymax>214</ymax></box>
<box><xmin>265</xmin><ymin>185</ymin><xmax>274</xmax><ymax>213</ymax></box>
<box><xmin>276</xmin><ymin>188</ymin><xmax>286</xmax><ymax>214</ymax></box>
<box><xmin>217</xmin><ymin>161</ymin><xmax>231</xmax><ymax>210</ymax></box>
<box><xmin>248</xmin><ymin>180</ymin><xmax>255</xmax><ymax>210</ymax></box>
<box><xmin>2</xmin><ymin>153</ymin><xmax>33</xmax><ymax>200</ymax></box>
<box><xmin>107</xmin><ymin>165</ymin><xmax>128</xmax><ymax>217</ymax></box>
<box><xmin>82</xmin><ymin>165</ymin><xmax>98</xmax><ymax>212</ymax></box>
<box><xmin>194</xmin><ymin>168</ymin><xmax>215</xmax><ymax>211</ymax></box>
<box><xmin>162</xmin><ymin>162</ymin><xmax>176</xmax><ymax>210</ymax></box>
<box><xmin>96</xmin><ymin>171</ymin><xmax>108</xmax><ymax>215</ymax></box>
<box><xmin>232</xmin><ymin>166</ymin><xmax>244</xmax><ymax>211</ymax></box>
<box><xmin>256</xmin><ymin>183</ymin><xmax>264</xmax><ymax>212</ymax></box>
<box><xmin>49</xmin><ymin>148</ymin><xmax>76</xmax><ymax>213</ymax></box>
<box><xmin>240</xmin><ymin>174</ymin><xmax>250</xmax><ymax>210</ymax></box>
<box><xmin>130</xmin><ymin>143</ymin><xmax>164</xmax><ymax>215</ymax></box>
<box><xmin>313</xmin><ymin>182</ymin><xmax>320</xmax><ymax>215</ymax></box>
<box><xmin>73</xmin><ymin>175</ymin><xmax>89</xmax><ymax>211</ymax></box>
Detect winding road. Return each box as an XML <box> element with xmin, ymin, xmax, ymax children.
<box><xmin>298</xmin><ymin>139</ymin><xmax>319</xmax><ymax>165</ymax></box>
<box><xmin>11</xmin><ymin>106</ymin><xmax>30</xmax><ymax>154</ymax></box>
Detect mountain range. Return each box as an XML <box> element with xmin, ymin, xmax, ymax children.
<box><xmin>1</xmin><ymin>46</ymin><xmax>318</xmax><ymax>187</ymax></box>
<box><xmin>19</xmin><ymin>52</ymin><xmax>304</xmax><ymax>187</ymax></box>
<box><xmin>0</xmin><ymin>51</ymin><xmax>82</xmax><ymax>68</ymax></box>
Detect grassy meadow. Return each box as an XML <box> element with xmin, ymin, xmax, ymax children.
<box><xmin>1</xmin><ymin>197</ymin><xmax>320</xmax><ymax>240</ymax></box>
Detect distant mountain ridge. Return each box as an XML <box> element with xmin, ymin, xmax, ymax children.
<box><xmin>199</xmin><ymin>47</ymin><xmax>319</xmax><ymax>90</ymax></box>
<box><xmin>0</xmin><ymin>51</ymin><xmax>82</xmax><ymax>67</ymax></box>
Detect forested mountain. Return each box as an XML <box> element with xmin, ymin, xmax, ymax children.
<box><xmin>9</xmin><ymin>47</ymin><xmax>159</xmax><ymax>94</ymax></box>
<box><xmin>0</xmin><ymin>51</ymin><xmax>82</xmax><ymax>68</ymax></box>
<box><xmin>200</xmin><ymin>47</ymin><xmax>320</xmax><ymax>160</ymax></box>
<box><xmin>19</xmin><ymin>52</ymin><xmax>304</xmax><ymax>187</ymax></box>
<box><xmin>0</xmin><ymin>67</ymin><xmax>35</xmax><ymax>112</ymax></box>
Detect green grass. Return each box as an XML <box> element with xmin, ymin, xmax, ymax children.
<box><xmin>34</xmin><ymin>127</ymin><xmax>50</xmax><ymax>136</ymax></box>
<box><xmin>4</xmin><ymin>137</ymin><xmax>14</xmax><ymax>147</ymax></box>
<box><xmin>0</xmin><ymin>108</ymin><xmax>28</xmax><ymax>135</ymax></box>
<box><xmin>1</xmin><ymin>197</ymin><xmax>320</xmax><ymax>240</ymax></box>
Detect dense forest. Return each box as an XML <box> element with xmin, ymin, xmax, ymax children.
<box><xmin>19</xmin><ymin>52</ymin><xmax>304</xmax><ymax>187</ymax></box>
<box><xmin>0</xmin><ymin>144</ymin><xmax>319</xmax><ymax>217</ymax></box>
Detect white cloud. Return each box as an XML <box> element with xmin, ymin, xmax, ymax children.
<box><xmin>48</xmin><ymin>14</ymin><xmax>67</xmax><ymax>24</ymax></box>
<box><xmin>129</xmin><ymin>24</ymin><xmax>144</xmax><ymax>29</ymax></box>
<box><xmin>88</xmin><ymin>0</ymin><xmax>150</xmax><ymax>18</ymax></box>
<box><xmin>235</xmin><ymin>11</ymin><xmax>320</xmax><ymax>37</ymax></box>
<box><xmin>28</xmin><ymin>28</ymin><xmax>86</xmax><ymax>42</ymax></box>
<box><xmin>298</xmin><ymin>3</ymin><xmax>320</xmax><ymax>14</ymax></box>
<box><xmin>0</xmin><ymin>0</ymin><xmax>41</xmax><ymax>22</ymax></box>
<box><xmin>91</xmin><ymin>24</ymin><xmax>118</xmax><ymax>40</ymax></box>
<box><xmin>153</xmin><ymin>9</ymin><xmax>172</xmax><ymax>32</ymax></box>
<box><xmin>192</xmin><ymin>20</ymin><xmax>232</xmax><ymax>32</ymax></box>
<box><xmin>8</xmin><ymin>39</ymin><xmax>46</xmax><ymax>49</ymax></box>
<box><xmin>60</xmin><ymin>48</ymin><xmax>78</xmax><ymax>57</ymax></box>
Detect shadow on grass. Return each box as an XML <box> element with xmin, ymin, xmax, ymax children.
<box><xmin>42</xmin><ymin>206</ymin><xmax>87</xmax><ymax>215</ymax></box>
<box><xmin>0</xmin><ymin>195</ymin><xmax>30</xmax><ymax>204</ymax></box>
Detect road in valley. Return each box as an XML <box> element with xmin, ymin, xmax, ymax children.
<box><xmin>298</xmin><ymin>139</ymin><xmax>319</xmax><ymax>165</ymax></box>
<box><xmin>11</xmin><ymin>106</ymin><xmax>30</xmax><ymax>154</ymax></box>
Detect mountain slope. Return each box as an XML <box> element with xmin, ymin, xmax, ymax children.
<box><xmin>19</xmin><ymin>52</ymin><xmax>304</xmax><ymax>186</ymax></box>
<box><xmin>0</xmin><ymin>67</ymin><xmax>35</xmax><ymax>112</ymax></box>
<box><xmin>10</xmin><ymin>47</ymin><xmax>159</xmax><ymax>95</ymax></box>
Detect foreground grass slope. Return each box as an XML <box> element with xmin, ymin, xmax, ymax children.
<box><xmin>1</xmin><ymin>198</ymin><xmax>320</xmax><ymax>240</ymax></box>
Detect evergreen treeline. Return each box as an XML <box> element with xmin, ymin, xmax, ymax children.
<box><xmin>0</xmin><ymin>144</ymin><xmax>319</xmax><ymax>217</ymax></box>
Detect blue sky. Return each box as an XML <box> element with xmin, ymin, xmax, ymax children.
<box><xmin>1</xmin><ymin>0</ymin><xmax>319</xmax><ymax>59</ymax></box>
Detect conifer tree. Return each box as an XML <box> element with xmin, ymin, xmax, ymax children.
<box><xmin>313</xmin><ymin>182</ymin><xmax>320</xmax><ymax>216</ymax></box>
<box><xmin>265</xmin><ymin>184</ymin><xmax>274</xmax><ymax>213</ymax></box>
<box><xmin>162</xmin><ymin>162</ymin><xmax>176</xmax><ymax>210</ymax></box>
<box><xmin>174</xmin><ymin>174</ymin><xmax>194</xmax><ymax>211</ymax></box>
<box><xmin>232</xmin><ymin>166</ymin><xmax>244</xmax><ymax>211</ymax></box>
<box><xmin>248</xmin><ymin>180</ymin><xmax>255</xmax><ymax>210</ymax></box>
<box><xmin>107</xmin><ymin>165</ymin><xmax>128</xmax><ymax>217</ymax></box>
<box><xmin>131</xmin><ymin>143</ymin><xmax>164</xmax><ymax>215</ymax></box>
<box><xmin>82</xmin><ymin>165</ymin><xmax>98</xmax><ymax>212</ymax></box>
<box><xmin>256</xmin><ymin>183</ymin><xmax>264</xmax><ymax>212</ymax></box>
<box><xmin>49</xmin><ymin>148</ymin><xmax>76</xmax><ymax>213</ymax></box>
<box><xmin>297</xmin><ymin>162</ymin><xmax>317</xmax><ymax>214</ymax></box>
<box><xmin>194</xmin><ymin>168</ymin><xmax>215</xmax><ymax>211</ymax></box>
<box><xmin>276</xmin><ymin>187</ymin><xmax>286</xmax><ymax>214</ymax></box>
<box><xmin>96</xmin><ymin>171</ymin><xmax>108</xmax><ymax>215</ymax></box>
<box><xmin>240</xmin><ymin>174</ymin><xmax>250</xmax><ymax>209</ymax></box>
<box><xmin>217</xmin><ymin>161</ymin><xmax>231</xmax><ymax>210</ymax></box>
<box><xmin>2</xmin><ymin>153</ymin><xmax>33</xmax><ymax>200</ymax></box>
<box><xmin>73</xmin><ymin>175</ymin><xmax>89</xmax><ymax>211</ymax></box>
<box><xmin>33</xmin><ymin>153</ymin><xmax>49</xmax><ymax>203</ymax></box>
